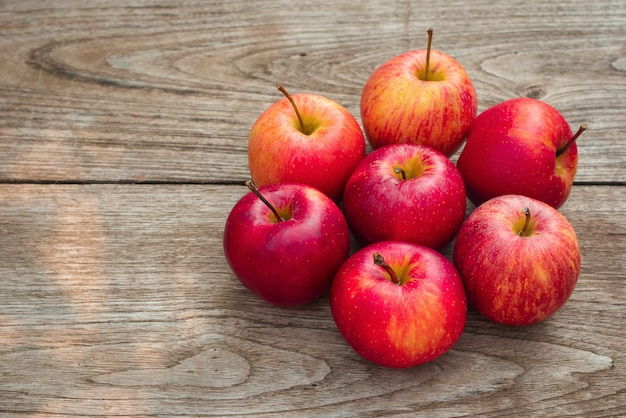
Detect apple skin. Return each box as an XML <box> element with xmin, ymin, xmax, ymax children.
<box><xmin>248</xmin><ymin>92</ymin><xmax>365</xmax><ymax>201</ymax></box>
<box><xmin>223</xmin><ymin>182</ymin><xmax>351</xmax><ymax>307</ymax></box>
<box><xmin>456</xmin><ymin>97</ymin><xmax>577</xmax><ymax>209</ymax></box>
<box><xmin>360</xmin><ymin>49</ymin><xmax>477</xmax><ymax>156</ymax></box>
<box><xmin>342</xmin><ymin>144</ymin><xmax>466</xmax><ymax>250</ymax></box>
<box><xmin>452</xmin><ymin>194</ymin><xmax>581</xmax><ymax>326</ymax></box>
<box><xmin>330</xmin><ymin>241</ymin><xmax>467</xmax><ymax>368</ymax></box>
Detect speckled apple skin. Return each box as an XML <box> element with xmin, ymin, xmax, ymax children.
<box><xmin>343</xmin><ymin>144</ymin><xmax>466</xmax><ymax>250</ymax></box>
<box><xmin>453</xmin><ymin>194</ymin><xmax>581</xmax><ymax>326</ymax></box>
<box><xmin>224</xmin><ymin>183</ymin><xmax>351</xmax><ymax>307</ymax></box>
<box><xmin>248</xmin><ymin>93</ymin><xmax>365</xmax><ymax>202</ymax></box>
<box><xmin>330</xmin><ymin>241</ymin><xmax>467</xmax><ymax>368</ymax></box>
<box><xmin>360</xmin><ymin>49</ymin><xmax>477</xmax><ymax>156</ymax></box>
<box><xmin>457</xmin><ymin>98</ymin><xmax>578</xmax><ymax>209</ymax></box>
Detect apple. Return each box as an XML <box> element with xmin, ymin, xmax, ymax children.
<box><xmin>223</xmin><ymin>180</ymin><xmax>351</xmax><ymax>307</ymax></box>
<box><xmin>342</xmin><ymin>143</ymin><xmax>466</xmax><ymax>250</ymax></box>
<box><xmin>330</xmin><ymin>241</ymin><xmax>467</xmax><ymax>368</ymax></box>
<box><xmin>452</xmin><ymin>194</ymin><xmax>581</xmax><ymax>326</ymax></box>
<box><xmin>248</xmin><ymin>84</ymin><xmax>365</xmax><ymax>201</ymax></box>
<box><xmin>360</xmin><ymin>28</ymin><xmax>478</xmax><ymax>156</ymax></box>
<box><xmin>456</xmin><ymin>97</ymin><xmax>587</xmax><ymax>209</ymax></box>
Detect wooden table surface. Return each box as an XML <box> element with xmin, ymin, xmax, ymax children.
<box><xmin>1</xmin><ymin>1</ymin><xmax>625</xmax><ymax>416</ymax></box>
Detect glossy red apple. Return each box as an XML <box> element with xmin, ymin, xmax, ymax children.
<box><xmin>453</xmin><ymin>194</ymin><xmax>581</xmax><ymax>326</ymax></box>
<box><xmin>360</xmin><ymin>29</ymin><xmax>477</xmax><ymax>156</ymax></box>
<box><xmin>342</xmin><ymin>143</ymin><xmax>466</xmax><ymax>250</ymax></box>
<box><xmin>330</xmin><ymin>241</ymin><xmax>467</xmax><ymax>368</ymax></box>
<box><xmin>248</xmin><ymin>85</ymin><xmax>365</xmax><ymax>201</ymax></box>
<box><xmin>223</xmin><ymin>181</ymin><xmax>351</xmax><ymax>307</ymax></box>
<box><xmin>457</xmin><ymin>97</ymin><xmax>587</xmax><ymax>209</ymax></box>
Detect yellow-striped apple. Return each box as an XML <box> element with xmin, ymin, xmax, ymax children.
<box><xmin>248</xmin><ymin>85</ymin><xmax>365</xmax><ymax>201</ymax></box>
<box><xmin>342</xmin><ymin>144</ymin><xmax>466</xmax><ymax>250</ymax></box>
<box><xmin>223</xmin><ymin>181</ymin><xmax>350</xmax><ymax>307</ymax></box>
<box><xmin>457</xmin><ymin>97</ymin><xmax>587</xmax><ymax>209</ymax></box>
<box><xmin>360</xmin><ymin>29</ymin><xmax>477</xmax><ymax>156</ymax></box>
<box><xmin>453</xmin><ymin>194</ymin><xmax>581</xmax><ymax>326</ymax></box>
<box><xmin>330</xmin><ymin>241</ymin><xmax>467</xmax><ymax>368</ymax></box>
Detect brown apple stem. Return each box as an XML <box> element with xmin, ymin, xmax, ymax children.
<box><xmin>277</xmin><ymin>84</ymin><xmax>305</xmax><ymax>133</ymax></box>
<box><xmin>518</xmin><ymin>207</ymin><xmax>531</xmax><ymax>237</ymax></box>
<box><xmin>556</xmin><ymin>124</ymin><xmax>588</xmax><ymax>157</ymax></box>
<box><xmin>245</xmin><ymin>180</ymin><xmax>284</xmax><ymax>223</ymax></box>
<box><xmin>373</xmin><ymin>252</ymin><xmax>401</xmax><ymax>285</ymax></box>
<box><xmin>424</xmin><ymin>28</ymin><xmax>433</xmax><ymax>81</ymax></box>
<box><xmin>394</xmin><ymin>167</ymin><xmax>407</xmax><ymax>180</ymax></box>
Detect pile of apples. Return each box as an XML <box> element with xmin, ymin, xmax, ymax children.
<box><xmin>223</xmin><ymin>29</ymin><xmax>584</xmax><ymax>369</ymax></box>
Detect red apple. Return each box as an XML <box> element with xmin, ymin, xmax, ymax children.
<box><xmin>360</xmin><ymin>29</ymin><xmax>477</xmax><ymax>156</ymax></box>
<box><xmin>223</xmin><ymin>181</ymin><xmax>351</xmax><ymax>307</ymax></box>
<box><xmin>342</xmin><ymin>143</ymin><xmax>466</xmax><ymax>250</ymax></box>
<box><xmin>457</xmin><ymin>97</ymin><xmax>587</xmax><ymax>209</ymax></box>
<box><xmin>330</xmin><ymin>241</ymin><xmax>467</xmax><ymax>368</ymax></box>
<box><xmin>453</xmin><ymin>194</ymin><xmax>581</xmax><ymax>326</ymax></box>
<box><xmin>248</xmin><ymin>85</ymin><xmax>365</xmax><ymax>201</ymax></box>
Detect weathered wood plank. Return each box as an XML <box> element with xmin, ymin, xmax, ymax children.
<box><xmin>1</xmin><ymin>0</ymin><xmax>625</xmax><ymax>416</ymax></box>
<box><xmin>0</xmin><ymin>184</ymin><xmax>623</xmax><ymax>415</ymax></box>
<box><xmin>0</xmin><ymin>0</ymin><xmax>624</xmax><ymax>183</ymax></box>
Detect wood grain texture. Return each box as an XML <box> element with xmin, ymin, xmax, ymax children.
<box><xmin>0</xmin><ymin>185</ymin><xmax>624</xmax><ymax>416</ymax></box>
<box><xmin>0</xmin><ymin>0</ymin><xmax>625</xmax><ymax>183</ymax></box>
<box><xmin>1</xmin><ymin>0</ymin><xmax>625</xmax><ymax>416</ymax></box>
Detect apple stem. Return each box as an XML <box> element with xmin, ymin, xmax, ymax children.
<box><xmin>277</xmin><ymin>84</ymin><xmax>306</xmax><ymax>133</ymax></box>
<box><xmin>245</xmin><ymin>180</ymin><xmax>284</xmax><ymax>223</ymax></box>
<box><xmin>556</xmin><ymin>124</ymin><xmax>588</xmax><ymax>157</ymax></box>
<box><xmin>518</xmin><ymin>207</ymin><xmax>531</xmax><ymax>237</ymax></box>
<box><xmin>373</xmin><ymin>252</ymin><xmax>401</xmax><ymax>285</ymax></box>
<box><xmin>394</xmin><ymin>167</ymin><xmax>407</xmax><ymax>180</ymax></box>
<box><xmin>424</xmin><ymin>28</ymin><xmax>433</xmax><ymax>81</ymax></box>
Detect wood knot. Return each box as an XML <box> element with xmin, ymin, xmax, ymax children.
<box><xmin>520</xmin><ymin>85</ymin><xmax>546</xmax><ymax>100</ymax></box>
